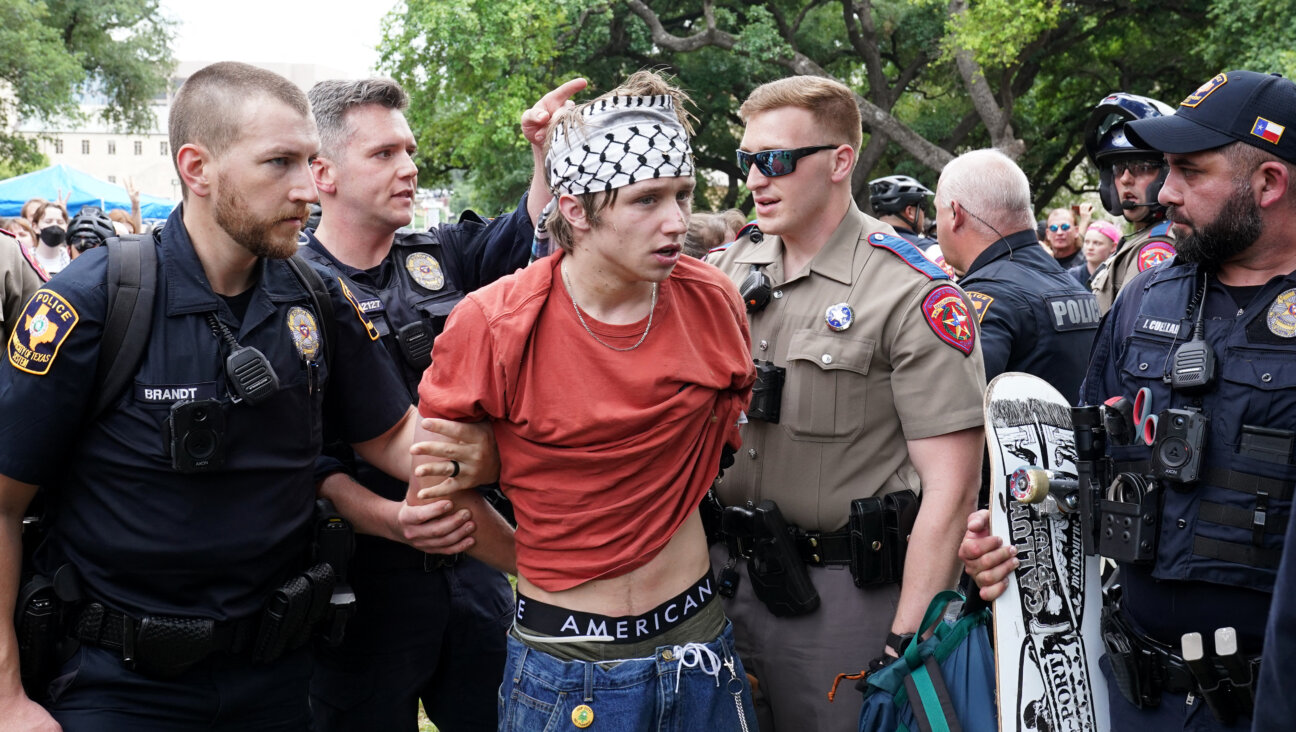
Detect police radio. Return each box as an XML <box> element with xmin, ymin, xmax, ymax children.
<box><xmin>739</xmin><ymin>265</ymin><xmax>772</xmax><ymax>314</ymax></box>
<box><xmin>1169</xmin><ymin>272</ymin><xmax>1216</xmax><ymax>394</ymax></box>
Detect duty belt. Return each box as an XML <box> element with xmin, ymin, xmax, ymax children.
<box><xmin>795</xmin><ymin>529</ymin><xmax>852</xmax><ymax>566</ymax></box>
<box><xmin>74</xmin><ymin>602</ymin><xmax>258</xmax><ymax>677</ymax></box>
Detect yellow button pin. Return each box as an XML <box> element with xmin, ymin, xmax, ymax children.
<box><xmin>571</xmin><ymin>704</ymin><xmax>594</xmax><ymax>728</ymax></box>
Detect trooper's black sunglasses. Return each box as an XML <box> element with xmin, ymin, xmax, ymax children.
<box><xmin>736</xmin><ymin>145</ymin><xmax>837</xmax><ymax>177</ymax></box>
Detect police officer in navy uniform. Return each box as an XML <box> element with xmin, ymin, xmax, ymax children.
<box><xmin>299</xmin><ymin>76</ymin><xmax>582</xmax><ymax>732</ymax></box>
<box><xmin>1083</xmin><ymin>92</ymin><xmax>1179</xmax><ymax>313</ymax></box>
<box><xmin>869</xmin><ymin>174</ymin><xmax>937</xmax><ymax>248</ymax></box>
<box><xmin>935</xmin><ymin>149</ymin><xmax>1099</xmax><ymax>402</ymax></box>
<box><xmin>0</xmin><ymin>62</ymin><xmax>510</xmax><ymax>731</ymax></box>
<box><xmin>963</xmin><ymin>70</ymin><xmax>1296</xmax><ymax>731</ymax></box>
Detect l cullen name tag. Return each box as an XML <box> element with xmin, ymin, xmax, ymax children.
<box><xmin>1135</xmin><ymin>315</ymin><xmax>1185</xmax><ymax>339</ymax></box>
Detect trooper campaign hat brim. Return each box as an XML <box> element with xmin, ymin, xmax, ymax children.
<box><xmin>1126</xmin><ymin>70</ymin><xmax>1296</xmax><ymax>165</ymax></box>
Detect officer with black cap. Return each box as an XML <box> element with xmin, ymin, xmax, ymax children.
<box><xmin>1083</xmin><ymin>93</ymin><xmax>1179</xmax><ymax>313</ymax></box>
<box><xmin>65</xmin><ymin>206</ymin><xmax>116</xmax><ymax>258</ymax></box>
<box><xmin>962</xmin><ymin>70</ymin><xmax>1296</xmax><ymax>731</ymax></box>
<box><xmin>869</xmin><ymin>174</ymin><xmax>937</xmax><ymax>248</ymax></box>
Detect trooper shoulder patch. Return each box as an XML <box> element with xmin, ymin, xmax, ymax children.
<box><xmin>869</xmin><ymin>233</ymin><xmax>949</xmax><ymax>280</ymax></box>
<box><xmin>1137</xmin><ymin>241</ymin><xmax>1175</xmax><ymax>272</ymax></box>
<box><xmin>8</xmin><ymin>289</ymin><xmax>79</xmax><ymax>375</ymax></box>
<box><xmin>922</xmin><ymin>285</ymin><xmax>975</xmax><ymax>356</ymax></box>
<box><xmin>965</xmin><ymin>291</ymin><xmax>994</xmax><ymax>323</ymax></box>
<box><xmin>337</xmin><ymin>278</ymin><xmax>381</xmax><ymax>341</ymax></box>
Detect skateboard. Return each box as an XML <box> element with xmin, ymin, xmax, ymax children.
<box><xmin>984</xmin><ymin>373</ymin><xmax>1108</xmax><ymax>732</ymax></box>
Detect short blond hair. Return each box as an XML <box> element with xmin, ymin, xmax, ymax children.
<box><xmin>740</xmin><ymin>76</ymin><xmax>862</xmax><ymax>151</ymax></box>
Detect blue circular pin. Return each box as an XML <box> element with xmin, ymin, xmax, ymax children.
<box><xmin>825</xmin><ymin>303</ymin><xmax>853</xmax><ymax>332</ymax></box>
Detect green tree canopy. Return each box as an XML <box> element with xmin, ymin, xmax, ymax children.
<box><xmin>380</xmin><ymin>0</ymin><xmax>1296</xmax><ymax>216</ymax></box>
<box><xmin>0</xmin><ymin>0</ymin><xmax>175</xmax><ymax>176</ymax></box>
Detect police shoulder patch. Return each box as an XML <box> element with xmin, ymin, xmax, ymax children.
<box><xmin>1137</xmin><ymin>241</ymin><xmax>1176</xmax><ymax>272</ymax></box>
<box><xmin>965</xmin><ymin>291</ymin><xmax>994</xmax><ymax>323</ymax></box>
<box><xmin>337</xmin><ymin>278</ymin><xmax>381</xmax><ymax>341</ymax></box>
<box><xmin>921</xmin><ymin>284</ymin><xmax>976</xmax><ymax>356</ymax></box>
<box><xmin>8</xmin><ymin>289</ymin><xmax>79</xmax><ymax>375</ymax></box>
<box><xmin>869</xmin><ymin>233</ymin><xmax>949</xmax><ymax>280</ymax></box>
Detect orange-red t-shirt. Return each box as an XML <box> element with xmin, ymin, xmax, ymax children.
<box><xmin>417</xmin><ymin>253</ymin><xmax>755</xmax><ymax>591</ymax></box>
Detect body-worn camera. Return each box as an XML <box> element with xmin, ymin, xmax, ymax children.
<box><xmin>748</xmin><ymin>360</ymin><xmax>785</xmax><ymax>423</ymax></box>
<box><xmin>1151</xmin><ymin>408</ymin><xmax>1208</xmax><ymax>484</ymax></box>
<box><xmin>722</xmin><ymin>500</ymin><xmax>819</xmax><ymax>617</ymax></box>
<box><xmin>166</xmin><ymin>399</ymin><xmax>227</xmax><ymax>473</ymax></box>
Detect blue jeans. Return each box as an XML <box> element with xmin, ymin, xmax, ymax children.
<box><xmin>498</xmin><ymin>621</ymin><xmax>756</xmax><ymax>731</ymax></box>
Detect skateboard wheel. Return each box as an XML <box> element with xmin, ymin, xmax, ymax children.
<box><xmin>1010</xmin><ymin>467</ymin><xmax>1049</xmax><ymax>503</ymax></box>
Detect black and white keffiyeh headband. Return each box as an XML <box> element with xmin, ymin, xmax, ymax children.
<box><xmin>532</xmin><ymin>95</ymin><xmax>694</xmax><ymax>259</ymax></box>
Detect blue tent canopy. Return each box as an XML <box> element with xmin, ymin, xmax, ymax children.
<box><xmin>0</xmin><ymin>164</ymin><xmax>178</xmax><ymax>220</ymax></box>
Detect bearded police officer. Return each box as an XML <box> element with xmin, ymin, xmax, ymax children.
<box><xmin>963</xmin><ymin>70</ymin><xmax>1296</xmax><ymax>731</ymax></box>
<box><xmin>1083</xmin><ymin>93</ymin><xmax>1179</xmax><ymax>313</ymax></box>
<box><xmin>936</xmin><ymin>149</ymin><xmax>1099</xmax><ymax>402</ymax></box>
<box><xmin>301</xmin><ymin>75</ymin><xmax>581</xmax><ymax>732</ymax></box>
<box><xmin>0</xmin><ymin>62</ymin><xmax>453</xmax><ymax>731</ymax></box>
<box><xmin>706</xmin><ymin>76</ymin><xmax>986</xmax><ymax>732</ymax></box>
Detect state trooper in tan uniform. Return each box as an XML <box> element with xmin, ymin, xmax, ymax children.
<box><xmin>1083</xmin><ymin>92</ymin><xmax>1178</xmax><ymax>313</ymax></box>
<box><xmin>706</xmin><ymin>76</ymin><xmax>986</xmax><ymax>732</ymax></box>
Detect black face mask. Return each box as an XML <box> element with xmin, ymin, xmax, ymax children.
<box><xmin>39</xmin><ymin>226</ymin><xmax>66</xmax><ymax>247</ymax></box>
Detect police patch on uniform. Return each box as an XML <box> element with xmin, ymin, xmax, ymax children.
<box><xmin>825</xmin><ymin>303</ymin><xmax>853</xmax><ymax>332</ymax></box>
<box><xmin>406</xmin><ymin>252</ymin><xmax>445</xmax><ymax>291</ymax></box>
<box><xmin>338</xmin><ymin>278</ymin><xmax>381</xmax><ymax>341</ymax></box>
<box><xmin>1266</xmin><ymin>288</ymin><xmax>1296</xmax><ymax>338</ymax></box>
<box><xmin>8</xmin><ymin>290</ymin><xmax>79</xmax><ymax>375</ymax></box>
<box><xmin>1137</xmin><ymin>242</ymin><xmax>1175</xmax><ymax>272</ymax></box>
<box><xmin>922</xmin><ymin>285</ymin><xmax>975</xmax><ymax>356</ymax></box>
<box><xmin>966</xmin><ymin>291</ymin><xmax>994</xmax><ymax>323</ymax></box>
<box><xmin>287</xmin><ymin>306</ymin><xmax>322</xmax><ymax>361</ymax></box>
<box><xmin>1181</xmin><ymin>73</ymin><xmax>1227</xmax><ymax>108</ymax></box>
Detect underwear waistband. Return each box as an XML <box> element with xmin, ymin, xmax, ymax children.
<box><xmin>515</xmin><ymin>570</ymin><xmax>716</xmax><ymax>645</ymax></box>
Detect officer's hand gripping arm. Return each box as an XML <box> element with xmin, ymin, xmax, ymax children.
<box><xmin>404</xmin><ymin>416</ymin><xmax>515</xmax><ymax>575</ymax></box>
<box><xmin>318</xmin><ymin>471</ymin><xmax>473</xmax><ymax>554</ymax></box>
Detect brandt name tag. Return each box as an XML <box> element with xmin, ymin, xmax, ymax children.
<box><xmin>1135</xmin><ymin>315</ymin><xmax>1185</xmax><ymax>339</ymax></box>
<box><xmin>1045</xmin><ymin>294</ymin><xmax>1100</xmax><ymax>332</ymax></box>
<box><xmin>135</xmin><ymin>382</ymin><xmax>219</xmax><ymax>404</ymax></box>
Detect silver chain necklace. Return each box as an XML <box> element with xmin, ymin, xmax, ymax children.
<box><xmin>561</xmin><ymin>262</ymin><xmax>658</xmax><ymax>352</ymax></box>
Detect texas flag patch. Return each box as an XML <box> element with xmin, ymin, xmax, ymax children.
<box><xmin>1137</xmin><ymin>242</ymin><xmax>1176</xmax><ymax>271</ymax></box>
<box><xmin>1252</xmin><ymin>117</ymin><xmax>1285</xmax><ymax>145</ymax></box>
<box><xmin>922</xmin><ymin>285</ymin><xmax>976</xmax><ymax>356</ymax></box>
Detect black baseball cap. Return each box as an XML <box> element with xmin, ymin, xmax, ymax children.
<box><xmin>1125</xmin><ymin>70</ymin><xmax>1296</xmax><ymax>165</ymax></box>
